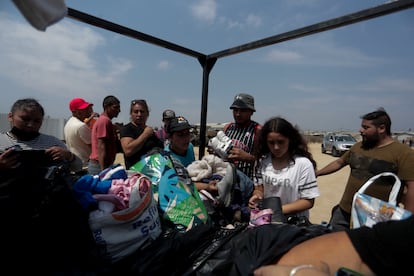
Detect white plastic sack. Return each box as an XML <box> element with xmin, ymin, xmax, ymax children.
<box><xmin>89</xmin><ymin>172</ymin><xmax>161</xmax><ymax>263</ymax></box>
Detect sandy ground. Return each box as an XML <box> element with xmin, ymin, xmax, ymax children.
<box><xmin>307</xmin><ymin>143</ymin><xmax>349</xmax><ymax>224</ymax></box>
<box><xmin>115</xmin><ymin>142</ymin><xmax>348</xmax><ymax>224</ymax></box>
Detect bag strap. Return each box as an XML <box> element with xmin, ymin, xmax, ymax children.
<box><xmin>357</xmin><ymin>172</ymin><xmax>401</xmax><ymax>204</ymax></box>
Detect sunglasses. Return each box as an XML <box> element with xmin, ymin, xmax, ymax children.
<box><xmin>131</xmin><ymin>99</ymin><xmax>147</xmax><ymax>105</ymax></box>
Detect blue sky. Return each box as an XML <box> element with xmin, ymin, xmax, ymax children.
<box><xmin>1</xmin><ymin>1</ymin><xmax>414</xmax><ymax>132</ymax></box>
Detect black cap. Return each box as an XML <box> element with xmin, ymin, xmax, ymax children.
<box><xmin>167</xmin><ymin>116</ymin><xmax>191</xmax><ymax>133</ymax></box>
<box><xmin>162</xmin><ymin>109</ymin><xmax>176</xmax><ymax>120</ymax></box>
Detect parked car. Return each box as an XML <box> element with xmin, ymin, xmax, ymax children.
<box><xmin>321</xmin><ymin>133</ymin><xmax>357</xmax><ymax>157</ymax></box>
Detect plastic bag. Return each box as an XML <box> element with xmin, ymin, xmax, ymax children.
<box><xmin>88</xmin><ymin>172</ymin><xmax>161</xmax><ymax>263</ymax></box>
<box><xmin>351</xmin><ymin>172</ymin><xmax>412</xmax><ymax>228</ymax></box>
<box><xmin>130</xmin><ymin>150</ymin><xmax>208</xmax><ymax>231</ymax></box>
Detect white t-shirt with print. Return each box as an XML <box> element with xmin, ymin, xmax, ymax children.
<box><xmin>255</xmin><ymin>155</ymin><xmax>320</xmax><ymax>218</ymax></box>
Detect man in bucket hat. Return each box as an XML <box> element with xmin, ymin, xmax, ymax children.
<box><xmin>220</xmin><ymin>93</ymin><xmax>261</xmax><ymax>181</ymax></box>
<box><xmin>230</xmin><ymin>93</ymin><xmax>256</xmax><ymax>112</ymax></box>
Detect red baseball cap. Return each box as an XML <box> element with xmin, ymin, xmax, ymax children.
<box><xmin>69</xmin><ymin>98</ymin><xmax>93</xmax><ymax>111</ymax></box>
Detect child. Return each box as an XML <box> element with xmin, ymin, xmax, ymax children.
<box><xmin>248</xmin><ymin>116</ymin><xmax>320</xmax><ymax>219</ymax></box>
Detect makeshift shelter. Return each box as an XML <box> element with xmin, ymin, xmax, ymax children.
<box><xmin>65</xmin><ymin>0</ymin><xmax>414</xmax><ymax>159</ymax></box>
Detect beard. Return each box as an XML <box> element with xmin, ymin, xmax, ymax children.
<box><xmin>10</xmin><ymin>126</ymin><xmax>40</xmax><ymax>141</ymax></box>
<box><xmin>361</xmin><ymin>131</ymin><xmax>380</xmax><ymax>149</ymax></box>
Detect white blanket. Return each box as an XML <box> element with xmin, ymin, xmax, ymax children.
<box><xmin>187</xmin><ymin>154</ymin><xmax>228</xmax><ymax>181</ymax></box>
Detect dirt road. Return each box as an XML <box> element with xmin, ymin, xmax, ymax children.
<box><xmin>308</xmin><ymin>143</ymin><xmax>349</xmax><ymax>224</ymax></box>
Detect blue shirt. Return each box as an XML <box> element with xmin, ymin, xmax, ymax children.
<box><xmin>164</xmin><ymin>143</ymin><xmax>195</xmax><ymax>167</ymax></box>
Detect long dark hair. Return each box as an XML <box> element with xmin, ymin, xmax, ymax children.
<box><xmin>256</xmin><ymin>116</ymin><xmax>316</xmax><ymax>169</ymax></box>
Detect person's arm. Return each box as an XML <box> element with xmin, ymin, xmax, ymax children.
<box><xmin>315</xmin><ymin>158</ymin><xmax>346</xmax><ymax>177</ymax></box>
<box><xmin>402</xmin><ymin>180</ymin><xmax>414</xmax><ymax>213</ymax></box>
<box><xmin>121</xmin><ymin>126</ymin><xmax>154</xmax><ymax>157</ymax></box>
<box><xmin>254</xmin><ymin>231</ymin><xmax>374</xmax><ymax>276</ymax></box>
<box><xmin>195</xmin><ymin>180</ymin><xmax>218</xmax><ymax>193</ymax></box>
<box><xmin>45</xmin><ymin>146</ymin><xmax>82</xmax><ymax>172</ymax></box>
<box><xmin>84</xmin><ymin>112</ymin><xmax>99</xmax><ymax>126</ymax></box>
<box><xmin>254</xmin><ymin>264</ymin><xmax>328</xmax><ymax>276</ymax></box>
<box><xmin>228</xmin><ymin>124</ymin><xmax>260</xmax><ymax>163</ymax></box>
<box><xmin>284</xmin><ymin>159</ymin><xmax>318</xmax><ymax>215</ymax></box>
<box><xmin>229</xmin><ymin>147</ymin><xmax>255</xmax><ymax>162</ymax></box>
<box><xmin>282</xmin><ymin>198</ymin><xmax>314</xmax><ymax>215</ymax></box>
<box><xmin>249</xmin><ymin>184</ymin><xmax>264</xmax><ymax>209</ymax></box>
<box><xmin>97</xmin><ymin>138</ymin><xmax>107</xmax><ymax>170</ymax></box>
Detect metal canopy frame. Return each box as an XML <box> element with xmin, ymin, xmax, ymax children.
<box><xmin>67</xmin><ymin>0</ymin><xmax>414</xmax><ymax>159</ymax></box>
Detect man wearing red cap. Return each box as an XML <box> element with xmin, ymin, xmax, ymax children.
<box><xmin>64</xmin><ymin>98</ymin><xmax>99</xmax><ymax>170</ymax></box>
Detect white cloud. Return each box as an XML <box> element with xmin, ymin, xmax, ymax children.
<box><xmin>190</xmin><ymin>0</ymin><xmax>217</xmax><ymax>23</ymax></box>
<box><xmin>0</xmin><ymin>15</ymin><xmax>132</xmax><ymax>98</ymax></box>
<box><xmin>220</xmin><ymin>13</ymin><xmax>263</xmax><ymax>30</ymax></box>
<box><xmin>267</xmin><ymin>49</ymin><xmax>302</xmax><ymax>62</ymax></box>
<box><xmin>157</xmin><ymin>60</ymin><xmax>171</xmax><ymax>70</ymax></box>
<box><xmin>289</xmin><ymin>83</ymin><xmax>323</xmax><ymax>93</ymax></box>
<box><xmin>359</xmin><ymin>78</ymin><xmax>414</xmax><ymax>93</ymax></box>
<box><xmin>246</xmin><ymin>14</ymin><xmax>262</xmax><ymax>28</ymax></box>
<box><xmin>222</xmin><ymin>17</ymin><xmax>242</xmax><ymax>29</ymax></box>
<box><xmin>263</xmin><ymin>36</ymin><xmax>383</xmax><ymax>67</ymax></box>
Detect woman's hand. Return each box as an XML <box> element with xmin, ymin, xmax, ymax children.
<box><xmin>248</xmin><ymin>193</ymin><xmax>263</xmax><ymax>209</ymax></box>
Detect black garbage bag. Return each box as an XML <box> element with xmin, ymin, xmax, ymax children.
<box><xmin>108</xmin><ymin>222</ymin><xmax>217</xmax><ymax>275</ymax></box>
<box><xmin>193</xmin><ymin>223</ymin><xmax>331</xmax><ymax>276</ymax></box>
<box><xmin>0</xmin><ymin>157</ymin><xmax>99</xmax><ymax>274</ymax></box>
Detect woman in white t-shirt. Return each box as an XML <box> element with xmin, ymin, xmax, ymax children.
<box><xmin>248</xmin><ymin>116</ymin><xmax>320</xmax><ymax>219</ymax></box>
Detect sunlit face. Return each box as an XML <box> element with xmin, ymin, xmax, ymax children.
<box><xmin>266</xmin><ymin>132</ymin><xmax>290</xmax><ymax>159</ymax></box>
<box><xmin>9</xmin><ymin>108</ymin><xmax>43</xmax><ymax>133</ymax></box>
<box><xmin>130</xmin><ymin>103</ymin><xmax>148</xmax><ymax>127</ymax></box>
<box><xmin>170</xmin><ymin>129</ymin><xmax>191</xmax><ymax>155</ymax></box>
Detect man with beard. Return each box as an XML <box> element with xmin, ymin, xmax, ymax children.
<box><xmin>316</xmin><ymin>108</ymin><xmax>414</xmax><ymax>231</ymax></box>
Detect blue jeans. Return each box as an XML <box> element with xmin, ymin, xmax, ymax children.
<box><xmin>235</xmin><ymin>169</ymin><xmax>254</xmax><ymax>204</ymax></box>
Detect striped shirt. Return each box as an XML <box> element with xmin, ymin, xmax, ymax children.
<box><xmin>224</xmin><ymin>121</ymin><xmax>260</xmax><ymax>180</ymax></box>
